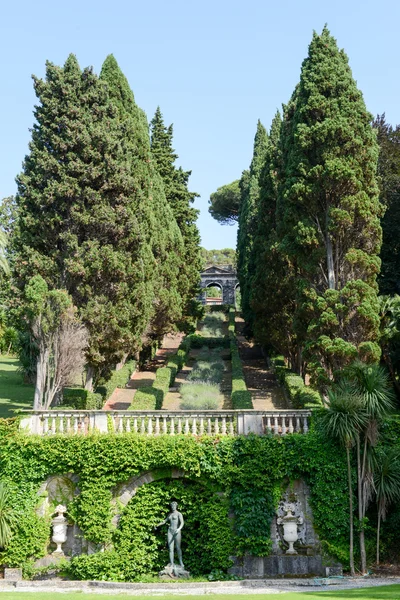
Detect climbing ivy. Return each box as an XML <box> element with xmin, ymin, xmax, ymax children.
<box><xmin>0</xmin><ymin>421</ymin><xmax>352</xmax><ymax>578</ymax></box>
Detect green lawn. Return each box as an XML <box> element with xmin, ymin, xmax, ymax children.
<box><xmin>0</xmin><ymin>586</ymin><xmax>400</xmax><ymax>600</ymax></box>
<box><xmin>0</xmin><ymin>355</ymin><xmax>34</xmax><ymax>418</ymax></box>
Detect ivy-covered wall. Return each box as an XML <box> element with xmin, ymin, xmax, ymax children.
<box><xmin>0</xmin><ymin>420</ymin><xmax>350</xmax><ymax>580</ymax></box>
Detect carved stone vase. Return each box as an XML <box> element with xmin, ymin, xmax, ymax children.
<box><xmin>52</xmin><ymin>504</ymin><xmax>68</xmax><ymax>555</ymax></box>
<box><xmin>277</xmin><ymin>504</ymin><xmax>303</xmax><ymax>555</ymax></box>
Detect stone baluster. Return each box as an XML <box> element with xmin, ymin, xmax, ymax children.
<box><xmin>199</xmin><ymin>417</ymin><xmax>204</xmax><ymax>435</ymax></box>
<box><xmin>192</xmin><ymin>418</ymin><xmax>197</xmax><ymax>435</ymax></box>
<box><xmin>59</xmin><ymin>416</ymin><xmax>64</xmax><ymax>434</ymax></box>
<box><xmin>147</xmin><ymin>417</ymin><xmax>153</xmax><ymax>435</ymax></box>
<box><xmin>162</xmin><ymin>416</ymin><xmax>167</xmax><ymax>435</ymax></box>
<box><xmin>288</xmin><ymin>416</ymin><xmax>294</xmax><ymax>434</ymax></box>
<box><xmin>273</xmin><ymin>416</ymin><xmax>279</xmax><ymax>435</ymax></box>
<box><xmin>66</xmin><ymin>415</ymin><xmax>71</xmax><ymax>434</ymax></box>
<box><xmin>126</xmin><ymin>418</ymin><xmax>131</xmax><ymax>433</ymax></box>
<box><xmin>133</xmin><ymin>417</ymin><xmax>138</xmax><ymax>434</ymax></box>
<box><xmin>221</xmin><ymin>416</ymin><xmax>227</xmax><ymax>435</ymax></box>
<box><xmin>51</xmin><ymin>416</ymin><xmax>56</xmax><ymax>435</ymax></box>
<box><xmin>281</xmin><ymin>416</ymin><xmax>287</xmax><ymax>436</ymax></box>
<box><xmin>184</xmin><ymin>417</ymin><xmax>190</xmax><ymax>435</ymax></box>
<box><xmin>118</xmin><ymin>417</ymin><xmax>124</xmax><ymax>433</ymax></box>
<box><xmin>229</xmin><ymin>416</ymin><xmax>234</xmax><ymax>435</ymax></box>
<box><xmin>155</xmin><ymin>416</ymin><xmax>160</xmax><ymax>435</ymax></box>
<box><xmin>296</xmin><ymin>416</ymin><xmax>301</xmax><ymax>433</ymax></box>
<box><xmin>303</xmin><ymin>415</ymin><xmax>309</xmax><ymax>434</ymax></box>
<box><xmin>43</xmin><ymin>415</ymin><xmax>49</xmax><ymax>435</ymax></box>
<box><xmin>215</xmin><ymin>418</ymin><xmax>219</xmax><ymax>435</ymax></box>
<box><xmin>73</xmin><ymin>416</ymin><xmax>79</xmax><ymax>434</ymax></box>
<box><xmin>208</xmin><ymin>417</ymin><xmax>212</xmax><ymax>435</ymax></box>
<box><xmin>177</xmin><ymin>417</ymin><xmax>182</xmax><ymax>435</ymax></box>
<box><xmin>140</xmin><ymin>417</ymin><xmax>146</xmax><ymax>434</ymax></box>
<box><xmin>266</xmin><ymin>416</ymin><xmax>272</xmax><ymax>433</ymax></box>
<box><xmin>170</xmin><ymin>418</ymin><xmax>175</xmax><ymax>435</ymax></box>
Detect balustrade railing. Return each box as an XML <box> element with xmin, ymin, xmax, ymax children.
<box><xmin>19</xmin><ymin>410</ymin><xmax>311</xmax><ymax>437</ymax></box>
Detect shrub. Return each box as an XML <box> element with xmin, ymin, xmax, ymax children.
<box><xmin>198</xmin><ymin>312</ymin><xmax>226</xmax><ymax>338</ymax></box>
<box><xmin>154</xmin><ymin>367</ymin><xmax>172</xmax><ymax>391</ymax></box>
<box><xmin>280</xmin><ymin>370</ymin><xmax>322</xmax><ymax>409</ymax></box>
<box><xmin>188</xmin><ymin>334</ymin><xmax>230</xmax><ymax>349</ymax></box>
<box><xmin>228</xmin><ymin>307</ymin><xmax>235</xmax><ymax>338</ymax></box>
<box><xmin>129</xmin><ymin>387</ymin><xmax>163</xmax><ymax>410</ymax></box>
<box><xmin>188</xmin><ymin>352</ymin><xmax>225</xmax><ymax>385</ymax></box>
<box><xmin>62</xmin><ymin>388</ymin><xmax>103</xmax><ymax>410</ymax></box>
<box><xmin>230</xmin><ymin>339</ymin><xmax>253</xmax><ymax>409</ymax></box>
<box><xmin>96</xmin><ymin>360</ymin><xmax>135</xmax><ymax>402</ymax></box>
<box><xmin>205</xmin><ymin>304</ymin><xmax>231</xmax><ymax>314</ymax></box>
<box><xmin>180</xmin><ymin>382</ymin><xmax>220</xmax><ymax>410</ymax></box>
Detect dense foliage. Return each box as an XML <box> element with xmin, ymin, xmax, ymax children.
<box><xmin>201</xmin><ymin>248</ymin><xmax>236</xmax><ymax>267</ymax></box>
<box><xmin>238</xmin><ymin>28</ymin><xmax>382</xmax><ymax>387</ymax></box>
<box><xmin>11</xmin><ymin>54</ymin><xmax>198</xmax><ymax>397</ymax></box>
<box><xmin>237</xmin><ymin>121</ymin><xmax>269</xmax><ymax>329</ymax></box>
<box><xmin>150</xmin><ymin>107</ymin><xmax>202</xmax><ymax>331</ymax></box>
<box><xmin>208</xmin><ymin>180</ymin><xmax>241</xmax><ymax>225</ymax></box>
<box><xmin>0</xmin><ymin>426</ymin><xmax>352</xmax><ymax>578</ymax></box>
<box><xmin>374</xmin><ymin>114</ymin><xmax>400</xmax><ymax>295</ymax></box>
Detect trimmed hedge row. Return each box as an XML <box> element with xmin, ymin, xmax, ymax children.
<box><xmin>228</xmin><ymin>307</ymin><xmax>253</xmax><ymax>409</ymax></box>
<box><xmin>129</xmin><ymin>387</ymin><xmax>163</xmax><ymax>410</ymax></box>
<box><xmin>270</xmin><ymin>356</ymin><xmax>323</xmax><ymax>409</ymax></box>
<box><xmin>129</xmin><ymin>338</ymin><xmax>191</xmax><ymax>411</ymax></box>
<box><xmin>231</xmin><ymin>339</ymin><xmax>253</xmax><ymax>409</ymax></box>
<box><xmin>62</xmin><ymin>360</ymin><xmax>136</xmax><ymax>410</ymax></box>
<box><xmin>186</xmin><ymin>333</ymin><xmax>230</xmax><ymax>348</ymax></box>
<box><xmin>62</xmin><ymin>388</ymin><xmax>104</xmax><ymax>410</ymax></box>
<box><xmin>96</xmin><ymin>360</ymin><xmax>136</xmax><ymax>402</ymax></box>
<box><xmin>205</xmin><ymin>304</ymin><xmax>231</xmax><ymax>314</ymax></box>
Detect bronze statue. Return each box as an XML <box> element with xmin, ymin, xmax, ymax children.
<box><xmin>156</xmin><ymin>501</ymin><xmax>184</xmax><ymax>568</ymax></box>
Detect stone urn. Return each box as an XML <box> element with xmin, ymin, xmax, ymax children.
<box><xmin>277</xmin><ymin>504</ymin><xmax>303</xmax><ymax>555</ymax></box>
<box><xmin>52</xmin><ymin>504</ymin><xmax>68</xmax><ymax>555</ymax></box>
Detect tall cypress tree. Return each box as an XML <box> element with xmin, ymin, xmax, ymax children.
<box><xmin>237</xmin><ymin>120</ymin><xmax>269</xmax><ymax>328</ymax></box>
<box><xmin>277</xmin><ymin>27</ymin><xmax>382</xmax><ymax>383</ymax></box>
<box><xmin>100</xmin><ymin>56</ymin><xmax>184</xmax><ymax>346</ymax></box>
<box><xmin>373</xmin><ymin>114</ymin><xmax>400</xmax><ymax>295</ymax></box>
<box><xmin>150</xmin><ymin>107</ymin><xmax>202</xmax><ymax>330</ymax></box>
<box><xmin>14</xmin><ymin>55</ymin><xmax>160</xmax><ymax>388</ymax></box>
<box><xmin>250</xmin><ymin>112</ymin><xmax>300</xmax><ymax>364</ymax></box>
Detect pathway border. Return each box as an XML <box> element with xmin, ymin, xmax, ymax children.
<box><xmin>1</xmin><ymin>576</ymin><xmax>400</xmax><ymax>595</ymax></box>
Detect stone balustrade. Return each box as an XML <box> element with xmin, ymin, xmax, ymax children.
<box><xmin>19</xmin><ymin>409</ymin><xmax>311</xmax><ymax>437</ymax></box>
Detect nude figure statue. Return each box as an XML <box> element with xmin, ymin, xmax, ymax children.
<box><xmin>156</xmin><ymin>501</ymin><xmax>184</xmax><ymax>567</ymax></box>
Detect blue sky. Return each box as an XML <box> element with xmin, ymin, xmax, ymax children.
<box><xmin>1</xmin><ymin>0</ymin><xmax>399</xmax><ymax>249</ymax></box>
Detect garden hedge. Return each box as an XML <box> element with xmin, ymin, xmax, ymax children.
<box><xmin>270</xmin><ymin>356</ymin><xmax>323</xmax><ymax>409</ymax></box>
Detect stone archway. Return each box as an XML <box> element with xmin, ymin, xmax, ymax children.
<box><xmin>200</xmin><ymin>265</ymin><xmax>238</xmax><ymax>305</ymax></box>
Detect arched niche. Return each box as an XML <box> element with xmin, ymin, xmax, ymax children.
<box><xmin>111</xmin><ymin>467</ymin><xmax>186</xmax><ymax>527</ymax></box>
<box><xmin>36</xmin><ymin>473</ymin><xmax>80</xmax><ymax>517</ymax></box>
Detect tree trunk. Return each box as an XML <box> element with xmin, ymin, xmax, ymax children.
<box><xmin>326</xmin><ymin>213</ymin><xmax>336</xmax><ymax>290</ymax></box>
<box><xmin>85</xmin><ymin>365</ymin><xmax>95</xmax><ymax>392</ymax></box>
<box><xmin>33</xmin><ymin>356</ymin><xmax>43</xmax><ymax>410</ymax></box>
<box><xmin>376</xmin><ymin>509</ymin><xmax>381</xmax><ymax>566</ymax></box>
<box><xmin>346</xmin><ymin>447</ymin><xmax>355</xmax><ymax>576</ymax></box>
<box><xmin>357</xmin><ymin>435</ymin><xmax>367</xmax><ymax>574</ymax></box>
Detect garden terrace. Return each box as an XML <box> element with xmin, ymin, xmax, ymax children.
<box><xmin>19</xmin><ymin>408</ymin><xmax>311</xmax><ymax>436</ymax></box>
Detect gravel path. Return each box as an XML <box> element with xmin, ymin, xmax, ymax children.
<box><xmin>1</xmin><ymin>576</ymin><xmax>400</xmax><ymax>595</ymax></box>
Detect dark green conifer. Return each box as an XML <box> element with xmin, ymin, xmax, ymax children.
<box><xmin>150</xmin><ymin>107</ymin><xmax>202</xmax><ymax>330</ymax></box>
<box><xmin>250</xmin><ymin>112</ymin><xmax>300</xmax><ymax>365</ymax></box>
<box><xmin>237</xmin><ymin>121</ymin><xmax>269</xmax><ymax>329</ymax></box>
<box><xmin>277</xmin><ymin>27</ymin><xmax>382</xmax><ymax>383</ymax></box>
<box><xmin>14</xmin><ymin>55</ymin><xmax>159</xmax><ymax>387</ymax></box>
<box><xmin>373</xmin><ymin>114</ymin><xmax>400</xmax><ymax>295</ymax></box>
<box><xmin>100</xmin><ymin>56</ymin><xmax>185</xmax><ymax>345</ymax></box>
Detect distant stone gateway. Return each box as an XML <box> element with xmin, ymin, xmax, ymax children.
<box><xmin>199</xmin><ymin>265</ymin><xmax>239</xmax><ymax>305</ymax></box>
